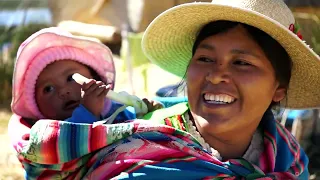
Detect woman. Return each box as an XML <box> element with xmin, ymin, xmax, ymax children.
<box><xmin>15</xmin><ymin>0</ymin><xmax>315</xmax><ymax>179</ymax></box>
<box><xmin>142</xmin><ymin>0</ymin><xmax>320</xmax><ymax>179</ymax></box>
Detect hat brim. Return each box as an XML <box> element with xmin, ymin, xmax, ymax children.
<box><xmin>142</xmin><ymin>3</ymin><xmax>320</xmax><ymax>109</ymax></box>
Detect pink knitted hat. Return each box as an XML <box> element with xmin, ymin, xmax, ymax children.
<box><xmin>11</xmin><ymin>27</ymin><xmax>115</xmax><ymax>119</ymax></box>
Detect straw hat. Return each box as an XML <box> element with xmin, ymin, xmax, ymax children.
<box><xmin>142</xmin><ymin>0</ymin><xmax>320</xmax><ymax>109</ymax></box>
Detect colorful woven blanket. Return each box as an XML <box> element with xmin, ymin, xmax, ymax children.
<box><xmin>8</xmin><ymin>103</ymin><xmax>308</xmax><ymax>179</ymax></box>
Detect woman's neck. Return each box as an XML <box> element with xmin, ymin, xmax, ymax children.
<box><xmin>189</xmin><ymin>112</ymin><xmax>261</xmax><ymax>160</ymax></box>
<box><xmin>200</xmin><ymin>128</ymin><xmax>256</xmax><ymax>160</ymax></box>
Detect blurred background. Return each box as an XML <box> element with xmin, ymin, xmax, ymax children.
<box><xmin>0</xmin><ymin>0</ymin><xmax>319</xmax><ymax>179</ymax></box>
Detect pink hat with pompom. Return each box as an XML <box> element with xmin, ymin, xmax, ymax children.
<box><xmin>11</xmin><ymin>27</ymin><xmax>115</xmax><ymax>119</ymax></box>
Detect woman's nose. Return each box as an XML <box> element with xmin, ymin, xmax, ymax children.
<box><xmin>205</xmin><ymin>65</ymin><xmax>231</xmax><ymax>84</ymax></box>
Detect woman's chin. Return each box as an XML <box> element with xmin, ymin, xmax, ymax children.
<box><xmin>200</xmin><ymin>101</ymin><xmax>239</xmax><ymax>120</ymax></box>
<box><xmin>194</xmin><ymin>113</ymin><xmax>237</xmax><ymax>132</ymax></box>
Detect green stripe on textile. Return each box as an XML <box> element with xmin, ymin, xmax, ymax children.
<box><xmin>142</xmin><ymin>102</ymin><xmax>189</xmax><ymax>124</ymax></box>
<box><xmin>263</xmin><ymin>131</ymin><xmax>276</xmax><ymax>153</ymax></box>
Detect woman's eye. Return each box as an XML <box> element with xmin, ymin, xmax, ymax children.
<box><xmin>198</xmin><ymin>57</ymin><xmax>213</xmax><ymax>62</ymax></box>
<box><xmin>67</xmin><ymin>75</ymin><xmax>75</xmax><ymax>82</ymax></box>
<box><xmin>234</xmin><ymin>60</ymin><xmax>251</xmax><ymax>66</ymax></box>
<box><xmin>44</xmin><ymin>86</ymin><xmax>54</xmax><ymax>93</ymax></box>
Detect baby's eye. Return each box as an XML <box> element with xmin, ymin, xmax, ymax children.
<box><xmin>67</xmin><ymin>75</ymin><xmax>75</xmax><ymax>82</ymax></box>
<box><xmin>44</xmin><ymin>86</ymin><xmax>54</xmax><ymax>93</ymax></box>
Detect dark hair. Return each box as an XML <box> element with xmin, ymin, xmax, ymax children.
<box><xmin>190</xmin><ymin>20</ymin><xmax>292</xmax><ymax>108</ymax></box>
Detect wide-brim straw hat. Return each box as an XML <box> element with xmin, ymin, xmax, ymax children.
<box><xmin>142</xmin><ymin>0</ymin><xmax>320</xmax><ymax>109</ymax></box>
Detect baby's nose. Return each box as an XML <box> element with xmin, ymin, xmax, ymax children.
<box><xmin>58</xmin><ymin>88</ymin><xmax>71</xmax><ymax>99</ymax></box>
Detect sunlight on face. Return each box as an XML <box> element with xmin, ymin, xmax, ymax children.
<box><xmin>187</xmin><ymin>25</ymin><xmax>285</xmax><ymax>135</ymax></box>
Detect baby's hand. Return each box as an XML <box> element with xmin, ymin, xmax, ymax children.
<box><xmin>81</xmin><ymin>79</ymin><xmax>110</xmax><ymax>117</ymax></box>
<box><xmin>137</xmin><ymin>98</ymin><xmax>164</xmax><ymax>118</ymax></box>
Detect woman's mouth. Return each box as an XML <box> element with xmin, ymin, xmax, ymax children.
<box><xmin>64</xmin><ymin>100</ymin><xmax>80</xmax><ymax>110</ymax></box>
<box><xmin>203</xmin><ymin>93</ymin><xmax>236</xmax><ymax>105</ymax></box>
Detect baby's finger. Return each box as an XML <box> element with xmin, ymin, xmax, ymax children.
<box><xmin>96</xmin><ymin>81</ymin><xmax>105</xmax><ymax>86</ymax></box>
<box><xmin>93</xmin><ymin>84</ymin><xmax>107</xmax><ymax>96</ymax></box>
<box><xmin>153</xmin><ymin>100</ymin><xmax>164</xmax><ymax>108</ymax></box>
<box><xmin>142</xmin><ymin>98</ymin><xmax>153</xmax><ymax>110</ymax></box>
<box><xmin>83</xmin><ymin>81</ymin><xmax>101</xmax><ymax>94</ymax></box>
<box><xmin>154</xmin><ymin>103</ymin><xmax>164</xmax><ymax>110</ymax></box>
<box><xmin>99</xmin><ymin>84</ymin><xmax>111</xmax><ymax>97</ymax></box>
<box><xmin>82</xmin><ymin>79</ymin><xmax>96</xmax><ymax>91</ymax></box>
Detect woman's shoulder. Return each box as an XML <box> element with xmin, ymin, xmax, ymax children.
<box><xmin>267</xmin><ymin>119</ymin><xmax>308</xmax><ymax>173</ymax></box>
<box><xmin>274</xmin><ymin>120</ymin><xmax>300</xmax><ymax>150</ymax></box>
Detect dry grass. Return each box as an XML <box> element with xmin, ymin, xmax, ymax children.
<box><xmin>0</xmin><ymin>166</ymin><xmax>24</xmax><ymax>180</ymax></box>
<box><xmin>0</xmin><ymin>110</ymin><xmax>25</xmax><ymax>180</ymax></box>
<box><xmin>0</xmin><ymin>110</ymin><xmax>11</xmax><ymax>133</ymax></box>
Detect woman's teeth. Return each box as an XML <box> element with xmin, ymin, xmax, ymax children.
<box><xmin>204</xmin><ymin>94</ymin><xmax>235</xmax><ymax>104</ymax></box>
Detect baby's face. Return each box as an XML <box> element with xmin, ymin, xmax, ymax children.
<box><xmin>35</xmin><ymin>60</ymin><xmax>93</xmax><ymax>120</ymax></box>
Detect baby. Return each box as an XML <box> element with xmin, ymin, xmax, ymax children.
<box><xmin>10</xmin><ymin>27</ymin><xmax>161</xmax><ymax>126</ymax></box>
<box><xmin>7</xmin><ymin>27</ymin><xmax>164</xmax><ymax>179</ymax></box>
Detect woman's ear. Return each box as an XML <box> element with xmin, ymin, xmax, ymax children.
<box><xmin>272</xmin><ymin>87</ymin><xmax>286</xmax><ymax>102</ymax></box>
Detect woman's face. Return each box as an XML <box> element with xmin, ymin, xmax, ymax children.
<box><xmin>187</xmin><ymin>25</ymin><xmax>286</xmax><ymax>134</ymax></box>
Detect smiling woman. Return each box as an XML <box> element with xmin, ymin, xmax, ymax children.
<box><xmin>141</xmin><ymin>0</ymin><xmax>320</xmax><ymax>179</ymax></box>
<box><xmin>187</xmin><ymin>21</ymin><xmax>292</xmax><ymax>160</ymax></box>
